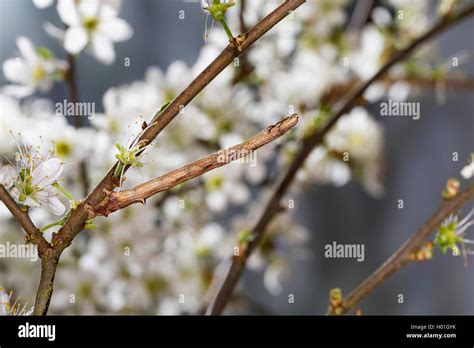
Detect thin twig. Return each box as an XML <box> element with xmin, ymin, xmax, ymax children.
<box><xmin>86</xmin><ymin>115</ymin><xmax>298</xmax><ymax>217</ymax></box>
<box><xmin>232</xmin><ymin>0</ymin><xmax>253</xmax><ymax>84</ymax></box>
<box><xmin>239</xmin><ymin>0</ymin><xmax>247</xmax><ymax>33</ymax></box>
<box><xmin>347</xmin><ymin>0</ymin><xmax>374</xmax><ymax>42</ymax></box>
<box><xmin>320</xmin><ymin>75</ymin><xmax>474</xmax><ymax>106</ymax></box>
<box><xmin>205</xmin><ymin>4</ymin><xmax>474</xmax><ymax>315</ymax></box>
<box><xmin>330</xmin><ymin>184</ymin><xmax>474</xmax><ymax>315</ymax></box>
<box><xmin>65</xmin><ymin>54</ymin><xmax>81</xmax><ymax>129</ymax></box>
<box><xmin>27</xmin><ymin>0</ymin><xmax>305</xmax><ymax>315</ymax></box>
<box><xmin>65</xmin><ymin>53</ymin><xmax>90</xmax><ymax>196</ymax></box>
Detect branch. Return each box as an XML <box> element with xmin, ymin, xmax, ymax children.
<box><xmin>205</xmin><ymin>4</ymin><xmax>474</xmax><ymax>315</ymax></box>
<box><xmin>347</xmin><ymin>0</ymin><xmax>374</xmax><ymax>41</ymax></box>
<box><xmin>53</xmin><ymin>0</ymin><xmax>305</xmax><ymax>249</ymax></box>
<box><xmin>65</xmin><ymin>54</ymin><xmax>81</xmax><ymax>128</ymax></box>
<box><xmin>239</xmin><ymin>0</ymin><xmax>248</xmax><ymax>33</ymax></box>
<box><xmin>33</xmin><ymin>255</ymin><xmax>59</xmax><ymax>315</ymax></box>
<box><xmin>0</xmin><ymin>185</ymin><xmax>50</xmax><ymax>253</ymax></box>
<box><xmin>0</xmin><ymin>185</ymin><xmax>55</xmax><ymax>315</ymax></box>
<box><xmin>320</xmin><ymin>75</ymin><xmax>474</xmax><ymax>106</ymax></box>
<box><xmin>27</xmin><ymin>0</ymin><xmax>305</xmax><ymax>315</ymax></box>
<box><xmin>65</xmin><ymin>53</ymin><xmax>90</xmax><ymax>196</ymax></box>
<box><xmin>86</xmin><ymin>115</ymin><xmax>299</xmax><ymax>217</ymax></box>
<box><xmin>232</xmin><ymin>0</ymin><xmax>253</xmax><ymax>84</ymax></box>
<box><xmin>329</xmin><ymin>184</ymin><xmax>474</xmax><ymax>315</ymax></box>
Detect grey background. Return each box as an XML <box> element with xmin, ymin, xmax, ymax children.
<box><xmin>0</xmin><ymin>0</ymin><xmax>473</xmax><ymax>314</ymax></box>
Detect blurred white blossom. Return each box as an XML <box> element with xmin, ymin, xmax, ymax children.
<box><xmin>33</xmin><ymin>0</ymin><xmax>54</xmax><ymax>9</ymax></box>
<box><xmin>57</xmin><ymin>0</ymin><xmax>132</xmax><ymax>64</ymax></box>
<box><xmin>0</xmin><ymin>0</ymin><xmax>452</xmax><ymax>314</ymax></box>
<box><xmin>2</xmin><ymin>37</ymin><xmax>67</xmax><ymax>97</ymax></box>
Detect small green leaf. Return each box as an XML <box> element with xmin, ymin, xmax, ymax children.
<box><xmin>159</xmin><ymin>101</ymin><xmax>171</xmax><ymax>113</ymax></box>
<box><xmin>37</xmin><ymin>47</ymin><xmax>54</xmax><ymax>60</ymax></box>
<box><xmin>238</xmin><ymin>230</ymin><xmax>255</xmax><ymax>243</ymax></box>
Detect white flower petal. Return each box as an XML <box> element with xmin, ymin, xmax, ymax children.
<box><xmin>100</xmin><ymin>1</ymin><xmax>121</xmax><ymax>19</ymax></box>
<box><xmin>198</xmin><ymin>223</ymin><xmax>223</xmax><ymax>248</ymax></box>
<box><xmin>31</xmin><ymin>158</ymin><xmax>63</xmax><ymax>188</ymax></box>
<box><xmin>98</xmin><ymin>18</ymin><xmax>132</xmax><ymax>42</ymax></box>
<box><xmin>3</xmin><ymin>58</ymin><xmax>28</xmax><ymax>84</ymax></box>
<box><xmin>219</xmin><ymin>133</ymin><xmax>244</xmax><ymax>149</ymax></box>
<box><xmin>102</xmin><ymin>87</ymin><xmax>118</xmax><ymax>113</ymax></box>
<box><xmin>10</xmin><ymin>188</ymin><xmax>20</xmax><ymax>201</ymax></box>
<box><xmin>64</xmin><ymin>26</ymin><xmax>88</xmax><ymax>54</ymax></box>
<box><xmin>46</xmin><ymin>195</ymin><xmax>66</xmax><ymax>215</ymax></box>
<box><xmin>201</xmin><ymin>0</ymin><xmax>210</xmax><ymax>10</ymax></box>
<box><xmin>227</xmin><ymin>182</ymin><xmax>250</xmax><ymax>205</ymax></box>
<box><xmin>43</xmin><ymin>22</ymin><xmax>66</xmax><ymax>41</ymax></box>
<box><xmin>78</xmin><ymin>0</ymin><xmax>100</xmax><ymax>18</ymax></box>
<box><xmin>263</xmin><ymin>263</ymin><xmax>285</xmax><ymax>295</ymax></box>
<box><xmin>461</xmin><ymin>162</ymin><xmax>474</xmax><ymax>179</ymax></box>
<box><xmin>1</xmin><ymin>84</ymin><xmax>35</xmax><ymax>98</ymax></box>
<box><xmin>205</xmin><ymin>190</ymin><xmax>227</xmax><ymax>212</ymax></box>
<box><xmin>17</xmin><ymin>37</ymin><xmax>39</xmax><ymax>64</ymax></box>
<box><xmin>33</xmin><ymin>0</ymin><xmax>54</xmax><ymax>9</ymax></box>
<box><xmin>23</xmin><ymin>196</ymin><xmax>41</xmax><ymax>208</ymax></box>
<box><xmin>90</xmin><ymin>34</ymin><xmax>115</xmax><ymax>64</ymax></box>
<box><xmin>245</xmin><ymin>164</ymin><xmax>267</xmax><ymax>184</ymax></box>
<box><xmin>57</xmin><ymin>0</ymin><xmax>81</xmax><ymax>26</ymax></box>
<box><xmin>165</xmin><ymin>60</ymin><xmax>191</xmax><ymax>91</ymax></box>
<box><xmin>0</xmin><ymin>165</ymin><xmax>17</xmax><ymax>188</ymax></box>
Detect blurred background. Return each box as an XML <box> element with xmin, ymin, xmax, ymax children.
<box><xmin>0</xmin><ymin>0</ymin><xmax>473</xmax><ymax>315</ymax></box>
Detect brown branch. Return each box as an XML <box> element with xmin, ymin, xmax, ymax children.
<box><xmin>65</xmin><ymin>53</ymin><xmax>90</xmax><ymax>196</ymax></box>
<box><xmin>232</xmin><ymin>0</ymin><xmax>254</xmax><ymax>84</ymax></box>
<box><xmin>25</xmin><ymin>52</ymin><xmax>91</xmax><ymax>316</ymax></box>
<box><xmin>347</xmin><ymin>0</ymin><xmax>374</xmax><ymax>41</ymax></box>
<box><xmin>239</xmin><ymin>0</ymin><xmax>248</xmax><ymax>34</ymax></box>
<box><xmin>33</xmin><ymin>255</ymin><xmax>59</xmax><ymax>315</ymax></box>
<box><xmin>0</xmin><ymin>185</ymin><xmax>55</xmax><ymax>315</ymax></box>
<box><xmin>0</xmin><ymin>185</ymin><xmax>50</xmax><ymax>253</ymax></box>
<box><xmin>51</xmin><ymin>0</ymin><xmax>306</xmax><ymax>250</ymax></box>
<box><xmin>321</xmin><ymin>75</ymin><xmax>474</xmax><ymax>106</ymax></box>
<box><xmin>205</xmin><ymin>4</ymin><xmax>474</xmax><ymax>315</ymax></box>
<box><xmin>65</xmin><ymin>54</ymin><xmax>81</xmax><ymax>128</ymax></box>
<box><xmin>26</xmin><ymin>0</ymin><xmax>305</xmax><ymax>315</ymax></box>
<box><xmin>329</xmin><ymin>184</ymin><xmax>474</xmax><ymax>315</ymax></box>
<box><xmin>86</xmin><ymin>115</ymin><xmax>299</xmax><ymax>218</ymax></box>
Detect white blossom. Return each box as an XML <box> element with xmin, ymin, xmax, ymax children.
<box><xmin>325</xmin><ymin>107</ymin><xmax>384</xmax><ymax>162</ymax></box>
<box><xmin>2</xmin><ymin>37</ymin><xmax>68</xmax><ymax>98</ymax></box>
<box><xmin>57</xmin><ymin>0</ymin><xmax>132</xmax><ymax>64</ymax></box>
<box><xmin>461</xmin><ymin>154</ymin><xmax>474</xmax><ymax>179</ymax></box>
